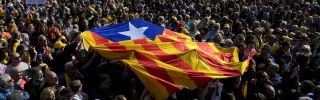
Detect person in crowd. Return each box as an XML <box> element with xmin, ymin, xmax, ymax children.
<box><xmin>59</xmin><ymin>61</ymin><xmax>84</xmax><ymax>88</ymax></box>
<box><xmin>9</xmin><ymin>67</ymin><xmax>26</xmax><ymax>90</ymax></box>
<box><xmin>36</xmin><ymin>35</ymin><xmax>54</xmax><ymax>63</ymax></box>
<box><xmin>6</xmin><ymin>52</ymin><xmax>30</xmax><ymax>74</ymax></box>
<box><xmin>254</xmin><ymin>44</ymin><xmax>274</xmax><ymax>71</ymax></box>
<box><xmin>24</xmin><ymin>67</ymin><xmax>44</xmax><ymax>100</ymax></box>
<box><xmin>71</xmin><ymin>80</ymin><xmax>88</xmax><ymax>100</ymax></box>
<box><xmin>114</xmin><ymin>95</ymin><xmax>127</xmax><ymax>100</ymax></box>
<box><xmin>299</xmin><ymin>80</ymin><xmax>316</xmax><ymax>99</ymax></box>
<box><xmin>40</xmin><ymin>87</ymin><xmax>56</xmax><ymax>100</ymax></box>
<box><xmin>56</xmin><ymin>88</ymin><xmax>72</xmax><ymax>100</ymax></box>
<box><xmin>91</xmin><ymin>73</ymin><xmax>113</xmax><ymax>100</ymax></box>
<box><xmin>0</xmin><ymin>49</ymin><xmax>7</xmax><ymax>75</ymax></box>
<box><xmin>0</xmin><ymin>74</ymin><xmax>29</xmax><ymax>99</ymax></box>
<box><xmin>43</xmin><ymin>71</ymin><xmax>62</xmax><ymax>92</ymax></box>
<box><xmin>261</xmin><ymin>85</ymin><xmax>276</xmax><ymax>100</ymax></box>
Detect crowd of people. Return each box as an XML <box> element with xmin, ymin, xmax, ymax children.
<box><xmin>0</xmin><ymin>0</ymin><xmax>320</xmax><ymax>100</ymax></box>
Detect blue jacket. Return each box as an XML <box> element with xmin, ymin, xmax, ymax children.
<box><xmin>0</xmin><ymin>84</ymin><xmax>29</xmax><ymax>100</ymax></box>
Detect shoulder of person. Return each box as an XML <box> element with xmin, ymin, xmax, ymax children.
<box><xmin>80</xmin><ymin>91</ymin><xmax>88</xmax><ymax>98</ymax></box>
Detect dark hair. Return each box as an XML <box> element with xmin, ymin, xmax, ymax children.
<box><xmin>249</xmin><ymin>93</ymin><xmax>267</xmax><ymax>100</ymax></box>
<box><xmin>245</xmin><ymin>35</ymin><xmax>256</xmax><ymax>45</ymax></box>
<box><xmin>26</xmin><ymin>67</ymin><xmax>42</xmax><ymax>79</ymax></box>
<box><xmin>255</xmin><ymin>71</ymin><xmax>267</xmax><ymax>80</ymax></box>
<box><xmin>57</xmin><ymin>88</ymin><xmax>73</xmax><ymax>100</ymax></box>
<box><xmin>300</xmin><ymin>80</ymin><xmax>315</xmax><ymax>94</ymax></box>
<box><xmin>97</xmin><ymin>73</ymin><xmax>110</xmax><ymax>84</ymax></box>
<box><xmin>281</xmin><ymin>41</ymin><xmax>290</xmax><ymax>47</ymax></box>
<box><xmin>221</xmin><ymin>92</ymin><xmax>236</xmax><ymax>100</ymax></box>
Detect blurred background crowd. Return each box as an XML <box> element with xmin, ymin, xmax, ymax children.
<box><xmin>0</xmin><ymin>0</ymin><xmax>320</xmax><ymax>100</ymax></box>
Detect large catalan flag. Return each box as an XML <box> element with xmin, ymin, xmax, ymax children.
<box><xmin>82</xmin><ymin>19</ymin><xmax>254</xmax><ymax>100</ymax></box>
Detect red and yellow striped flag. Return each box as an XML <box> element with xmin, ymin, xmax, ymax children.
<box><xmin>82</xmin><ymin>19</ymin><xmax>254</xmax><ymax>100</ymax></box>
<box><xmin>90</xmin><ymin>42</ymin><xmax>253</xmax><ymax>99</ymax></box>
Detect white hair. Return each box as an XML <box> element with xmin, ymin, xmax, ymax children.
<box><xmin>0</xmin><ymin>74</ymin><xmax>10</xmax><ymax>88</ymax></box>
<box><xmin>302</xmin><ymin>45</ymin><xmax>311</xmax><ymax>52</ymax></box>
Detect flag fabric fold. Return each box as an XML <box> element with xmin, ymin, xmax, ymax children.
<box><xmin>81</xmin><ymin>19</ymin><xmax>254</xmax><ymax>100</ymax></box>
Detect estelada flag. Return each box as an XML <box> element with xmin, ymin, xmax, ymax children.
<box><xmin>82</xmin><ymin>19</ymin><xmax>191</xmax><ymax>50</ymax></box>
<box><xmin>82</xmin><ymin>19</ymin><xmax>254</xmax><ymax>100</ymax></box>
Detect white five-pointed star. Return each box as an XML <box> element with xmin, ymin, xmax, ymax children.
<box><xmin>119</xmin><ymin>22</ymin><xmax>148</xmax><ymax>40</ymax></box>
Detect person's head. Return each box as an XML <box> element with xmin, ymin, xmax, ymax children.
<box><xmin>9</xmin><ymin>67</ymin><xmax>23</xmax><ymax>83</ymax></box>
<box><xmin>58</xmin><ymin>88</ymin><xmax>73</xmax><ymax>100</ymax></box>
<box><xmin>0</xmin><ymin>74</ymin><xmax>14</xmax><ymax>90</ymax></box>
<box><xmin>37</xmin><ymin>63</ymin><xmax>50</xmax><ymax>74</ymax></box>
<box><xmin>27</xmin><ymin>67</ymin><xmax>43</xmax><ymax>85</ymax></box>
<box><xmin>279</xmin><ymin>21</ymin><xmax>288</xmax><ymax>29</ymax></box>
<box><xmin>249</xmin><ymin>93</ymin><xmax>267</xmax><ymax>100</ymax></box>
<box><xmin>27</xmin><ymin>24</ymin><xmax>35</xmax><ymax>34</ymax></box>
<box><xmin>315</xmin><ymin>85</ymin><xmax>320</xmax><ymax>98</ymax></box>
<box><xmin>45</xmin><ymin>71</ymin><xmax>58</xmax><ymax>86</ymax></box>
<box><xmin>39</xmin><ymin>24</ymin><xmax>47</xmax><ymax>33</ymax></box>
<box><xmin>245</xmin><ymin>35</ymin><xmax>256</xmax><ymax>50</ymax></box>
<box><xmin>224</xmin><ymin>39</ymin><xmax>233</xmax><ymax>47</ymax></box>
<box><xmin>64</xmin><ymin>61</ymin><xmax>78</xmax><ymax>75</ymax></box>
<box><xmin>296</xmin><ymin>45</ymin><xmax>312</xmax><ymax>66</ymax></box>
<box><xmin>189</xmin><ymin>21</ymin><xmax>196</xmax><ymax>31</ymax></box>
<box><xmin>38</xmin><ymin>35</ymin><xmax>48</xmax><ymax>47</ymax></box>
<box><xmin>299</xmin><ymin>45</ymin><xmax>312</xmax><ymax>57</ymax></box>
<box><xmin>16</xmin><ymin>44</ymin><xmax>29</xmax><ymax>57</ymax></box>
<box><xmin>11</xmin><ymin>52</ymin><xmax>21</xmax><ymax>65</ymax></box>
<box><xmin>40</xmin><ymin>87</ymin><xmax>56</xmax><ymax>100</ymax></box>
<box><xmin>223</xmin><ymin>24</ymin><xmax>230</xmax><ymax>32</ymax></box>
<box><xmin>261</xmin><ymin>44</ymin><xmax>271</xmax><ymax>55</ymax></box>
<box><xmin>253</xmin><ymin>28</ymin><xmax>263</xmax><ymax>36</ymax></box>
<box><xmin>235</xmin><ymin>34</ymin><xmax>245</xmax><ymax>44</ymax></box>
<box><xmin>98</xmin><ymin>73</ymin><xmax>111</xmax><ymax>90</ymax></box>
<box><xmin>237</xmin><ymin>43</ymin><xmax>246</xmax><ymax>55</ymax></box>
<box><xmin>221</xmin><ymin>92</ymin><xmax>236</xmax><ymax>100</ymax></box>
<box><xmin>12</xmin><ymin>31</ymin><xmax>21</xmax><ymax>40</ymax></box>
<box><xmin>214</xmin><ymin>23</ymin><xmax>220</xmax><ymax>31</ymax></box>
<box><xmin>37</xmin><ymin>53</ymin><xmax>44</xmax><ymax>64</ymax></box>
<box><xmin>262</xmin><ymin>85</ymin><xmax>276</xmax><ymax>100</ymax></box>
<box><xmin>266</xmin><ymin>62</ymin><xmax>279</xmax><ymax>77</ymax></box>
<box><xmin>256</xmin><ymin>71</ymin><xmax>271</xmax><ymax>85</ymax></box>
<box><xmin>300</xmin><ymin>80</ymin><xmax>315</xmax><ymax>95</ymax></box>
<box><xmin>70</xmin><ymin>80</ymin><xmax>82</xmax><ymax>93</ymax></box>
<box><xmin>53</xmin><ymin>40</ymin><xmax>66</xmax><ymax>51</ymax></box>
<box><xmin>114</xmin><ymin>95</ymin><xmax>127</xmax><ymax>100</ymax></box>
<box><xmin>266</xmin><ymin>35</ymin><xmax>277</xmax><ymax>45</ymax></box>
<box><xmin>281</xmin><ymin>41</ymin><xmax>291</xmax><ymax>52</ymax></box>
<box><xmin>213</xmin><ymin>33</ymin><xmax>223</xmax><ymax>43</ymax></box>
<box><xmin>72</xmin><ymin>32</ymin><xmax>82</xmax><ymax>44</ymax></box>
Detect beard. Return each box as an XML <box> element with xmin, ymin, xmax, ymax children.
<box><xmin>33</xmin><ymin>78</ymin><xmax>44</xmax><ymax>86</ymax></box>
